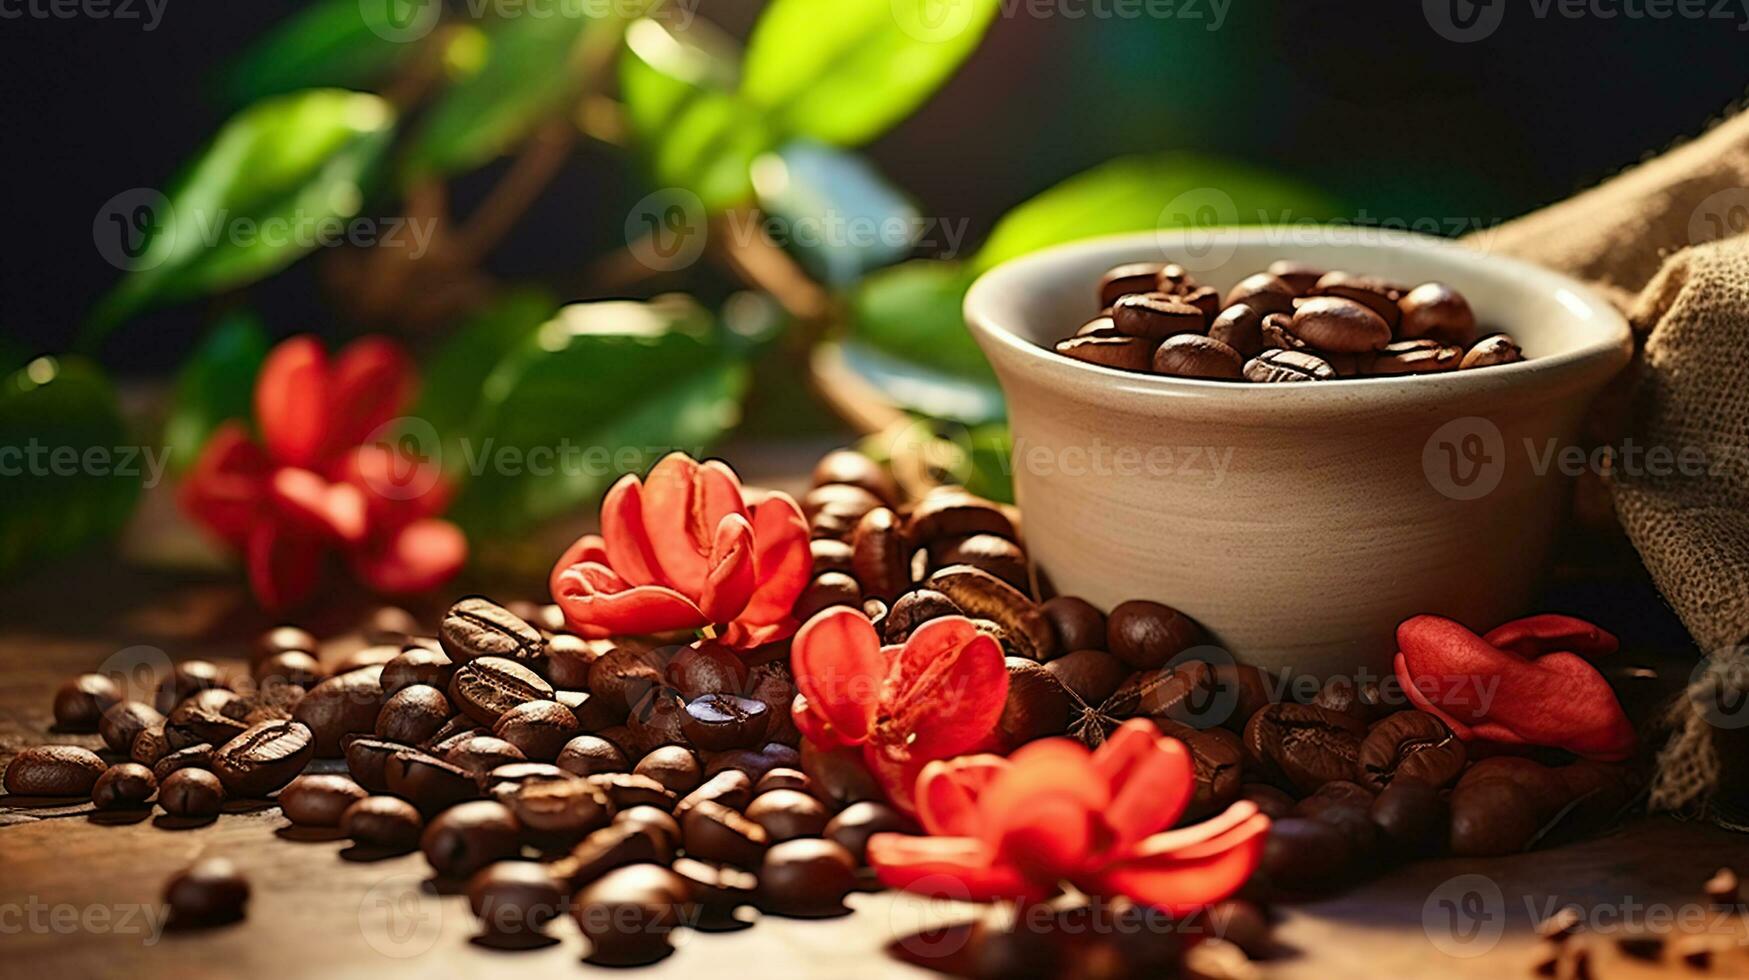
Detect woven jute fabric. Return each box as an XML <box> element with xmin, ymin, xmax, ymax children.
<box><xmin>1468</xmin><ymin>106</ymin><xmax>1749</xmax><ymax>827</ymax></box>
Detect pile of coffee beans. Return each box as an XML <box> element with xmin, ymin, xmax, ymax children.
<box><xmin>1052</xmin><ymin>259</ymin><xmax>1525</xmax><ymax>382</ymax></box>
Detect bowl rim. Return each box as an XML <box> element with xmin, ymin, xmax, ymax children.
<box><xmin>963</xmin><ymin>228</ymin><xmax>1634</xmax><ymax>415</ymax></box>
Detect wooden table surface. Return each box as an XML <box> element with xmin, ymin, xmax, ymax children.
<box><xmin>3</xmin><ymin>456</ymin><xmax>1746</xmax><ymax>979</ymax></box>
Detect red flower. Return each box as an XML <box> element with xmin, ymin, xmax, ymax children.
<box><xmin>551</xmin><ymin>453</ymin><xmax>810</xmax><ymax>649</ymax></box>
<box><xmin>178</xmin><ymin>335</ymin><xmax>465</xmax><ymax>610</ymax></box>
<box><xmin>790</xmin><ymin>608</ymin><xmax>1009</xmax><ymax>814</ymax></box>
<box><xmin>867</xmin><ymin>720</ymin><xmax>1271</xmax><ymax>914</ymax></box>
<box><xmin>1393</xmin><ymin>614</ymin><xmax>1634</xmax><ymax>761</ymax></box>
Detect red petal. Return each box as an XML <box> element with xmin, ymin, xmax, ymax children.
<box><xmin>601</xmin><ymin>474</ymin><xmax>664</xmax><ymax>588</ymax></box>
<box><xmin>877</xmin><ymin>617</ymin><xmax>1009</xmax><ymax>761</ymax></box>
<box><xmin>1395</xmin><ymin>615</ymin><xmax>1515</xmax><ymax>725</ymax></box>
<box><xmin>719</xmin><ymin>617</ymin><xmax>797</xmax><ymax>650</ymax></box>
<box><xmin>790</xmin><ymin>607</ymin><xmax>884</xmax><ymax>745</ymax></box>
<box><xmin>977</xmin><ymin>739</ymin><xmax>1107</xmax><ymax>879</ymax></box>
<box><xmin>549</xmin><ymin>534</ymin><xmax>608</xmax><ymax>606</ymax></box>
<box><xmin>554</xmin><ymin>562</ymin><xmax>708</xmax><ymax>635</ymax></box>
<box><xmin>255</xmin><ymin>336</ymin><xmax>329</xmax><ymax>469</ymax></box>
<box><xmin>1483</xmin><ymin>614</ymin><xmax>1618</xmax><ymax>660</ymax></box>
<box><xmin>698</xmin><ymin>514</ymin><xmax>756</xmax><ymax>624</ymax></box>
<box><xmin>641</xmin><ymin>454</ymin><xmax>747</xmax><ymax>597</ymax></box>
<box><xmin>1393</xmin><ymin>652</ymin><xmax>1476</xmax><ymax>739</ymax></box>
<box><xmin>867</xmin><ymin>834</ymin><xmax>1051</xmax><ymax>904</ymax></box>
<box><xmin>246</xmin><ymin>519</ymin><xmax>324</xmax><ymax>611</ymax></box>
<box><xmin>736</xmin><ymin>493</ymin><xmax>811</xmax><ymax>626</ymax></box>
<box><xmin>353</xmin><ymin>518</ymin><xmax>466</xmax><ymax>595</ymax></box>
<box><xmin>178</xmin><ymin>421</ymin><xmax>269</xmax><ymax>547</ymax></box>
<box><xmin>791</xmin><ymin>693</ymin><xmax>844</xmax><ymax>750</ymax></box>
<box><xmin>1084</xmin><ymin>802</ymin><xmax>1270</xmax><ymax>916</ymax></box>
<box><xmin>1093</xmin><ymin>719</ymin><xmax>1195</xmax><ymax>848</ymax></box>
<box><xmin>325</xmin><ymin>336</ymin><xmax>414</xmax><ymax>456</ymax></box>
<box><xmin>337</xmin><ymin>444</ymin><xmax>451</xmax><ymax>530</ymax></box>
<box><xmin>914</xmin><ymin>755</ymin><xmax>1008</xmax><ymax>837</ymax></box>
<box><xmin>268</xmin><ymin>467</ymin><xmax>368</xmax><ymax>545</ymax></box>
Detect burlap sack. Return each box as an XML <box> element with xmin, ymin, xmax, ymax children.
<box><xmin>1469</xmin><ymin>106</ymin><xmax>1749</xmax><ymax>829</ymax></box>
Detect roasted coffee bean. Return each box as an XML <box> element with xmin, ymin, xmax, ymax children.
<box><xmin>1106</xmin><ymin>600</ymin><xmax>1197</xmax><ymax>671</ymax></box>
<box><xmin>1159</xmin><ymin>722</ymin><xmax>1243</xmax><ymax>815</ymax></box>
<box><xmin>1154</xmin><ymin>333</ymin><xmax>1244</xmax><ymax>380</ymax></box>
<box><xmin>1076</xmin><ymin>315</ymin><xmax>1121</xmax><ymax>338</ymax></box>
<box><xmin>1209</xmin><ymin>304</ymin><xmax>1266</xmax><ymax>359</ymax></box>
<box><xmin>1704</xmin><ymin>867</ymin><xmax>1741</xmax><ymax>907</ymax></box>
<box><xmin>328</xmin><ymin>645</ymin><xmax>403</xmax><ymax>677</ymax></box>
<box><xmin>1267</xmin><ymin>260</ymin><xmax>1325</xmax><ymax>295</ymax></box>
<box><xmin>53</xmin><ymin>673</ymin><xmax>122</xmax><ymax>731</ymax></box>
<box><xmin>1311</xmin><ymin>676</ymin><xmax>1388</xmax><ymax>724</ymax></box>
<box><xmin>363</xmin><ymin>605</ymin><xmax>423</xmax><ymax>645</ymax></box>
<box><xmin>505</xmin><ymin>775</ymin><xmax>612</xmax><ymax>849</ymax></box>
<box><xmin>294</xmin><ymin>668</ymin><xmax>386</xmax><ymax>757</ymax></box>
<box><xmin>850</xmin><ymin>507</ymin><xmax>908</xmax><ymax>600</ymax></box>
<box><xmin>375</xmin><ymin>685</ymin><xmax>454</xmax><ymax>745</ymax></box>
<box><xmin>664</xmin><ymin>642</ymin><xmax>747</xmax><ymax>701</ymax></box>
<box><xmin>615</xmin><ymin>805</ymin><xmax>683</xmax><ymax>849</ymax></box>
<box><xmin>4</xmin><ymin>745</ymin><xmax>108</xmax><ymax>796</ymax></box>
<box><xmin>1448</xmin><ymin>779</ymin><xmax>1540</xmax><ymax>856</ymax></box>
<box><xmin>673</xmin><ymin>857</ymin><xmax>757</xmax><ymax>931</ymax></box>
<box><xmin>445</xmin><ymin>735</ymin><xmax>527</xmax><ymax>773</ymax></box>
<box><xmin>1044</xmin><ymin>649</ymin><xmax>1128</xmax><ymax>706</ymax></box>
<box><xmin>683</xmin><ymin>799</ymin><xmax>770</xmax><ymax>868</ymax></box>
<box><xmin>130</xmin><ymin>725</ymin><xmax>172</xmax><ymax>766</ymax></box>
<box><xmin>152</xmin><ymin>744</ymin><xmax>215</xmax><ymax>783</ymax></box>
<box><xmin>682</xmin><ymin>694</ymin><xmax>770</xmax><ymax>752</ymax></box>
<box><xmin>254</xmin><ymin>651</ymin><xmax>324</xmax><ymax>689</ymax></box>
<box><xmin>1243</xmin><ymin>703</ymin><xmax>1366</xmax><ymax>794</ymax></box>
<box><xmin>576</xmin><ymin>865</ymin><xmax>691</xmax><ymax>966</ymax></box>
<box><xmin>1181</xmin><ymin>938</ymin><xmax>1259</xmax><ymax>980</ymax></box>
<box><xmin>341</xmin><ymin>795</ymin><xmax>423</xmax><ymax>849</ymax></box>
<box><xmin>968</xmin><ymin>918</ymin><xmax>1063</xmax><ymax>980</ymax></box>
<box><xmin>1292</xmin><ymin>296</ymin><xmax>1392</xmax><ymax>352</ymax></box>
<box><xmin>675</xmin><ymin>770</ymin><xmax>754</xmax><ymax>820</ymax></box>
<box><xmin>588</xmin><ymin>645</ymin><xmax>668</xmax><ymax>719</ymax></box>
<box><xmin>379</xmin><ymin>648</ymin><xmax>455</xmax><ymax>696</ymax></box>
<box><xmin>279</xmin><ymin>774</ymin><xmax>368</xmax><ymax>826</ymax></box>
<box><xmin>1370</xmin><ymin>339</ymin><xmax>1463</xmax><ymax>376</ymax></box>
<box><xmin>492</xmin><ymin>700</ymin><xmax>578</xmax><ymax>762</ymax></box>
<box><xmin>760</xmin><ymin>839</ymin><xmax>857</xmax><ymax>918</ymax></box>
<box><xmin>166</xmin><ymin>702</ymin><xmax>249</xmax><ymax>750</ymax></box>
<box><xmin>1040</xmin><ymin>597</ymin><xmax>1105</xmax><ymax>654</ymax></box>
<box><xmin>588</xmin><ymin>772</ymin><xmax>679</xmax><ymax>811</ymax></box>
<box><xmin>1244</xmin><ymin>349</ymin><xmax>1335</xmax><ymax>383</ymax></box>
<box><xmin>450</xmin><ymin>657</ymin><xmax>553</xmax><ymax>726</ymax></box>
<box><xmin>882</xmin><ymin>589</ymin><xmax>963</xmax><ymax>644</ymax></box>
<box><xmin>812</xmin><ymin>449</ymin><xmax>897</xmax><ymax>504</ymax></box>
<box><xmin>930</xmin><ymin>533</ymin><xmax>1030</xmax><ymax>594</ymax></box>
<box><xmin>1176</xmin><ymin>285</ymin><xmax>1222</xmax><ymax>323</ymax></box>
<box><xmin>753</xmin><ymin>767</ymin><xmax>811</xmax><ymax>796</ymax></box>
<box><xmin>1224</xmin><ymin>273</ymin><xmax>1296</xmax><ymax>317</ymax></box>
<box><xmin>907</xmin><ymin>489</ymin><xmax>1016</xmax><ymax>546</ymax></box>
<box><xmin>256</xmin><ymin>625</ymin><xmax>318</xmax><ymax>663</ymax></box>
<box><xmin>1055</xmin><ymin>334</ymin><xmax>1156</xmax><ymax>372</ymax></box>
<box><xmin>704</xmin><ymin>743</ymin><xmax>801</xmax><ymax>784</ymax></box>
<box><xmin>441</xmin><ymin>597</ymin><xmax>545</xmax><ymax>664</ymax></box>
<box><xmin>540</xmin><ymin>634</ymin><xmax>601</xmax><ymax>689</ymax></box>
<box><xmin>746</xmin><ymin>789</ymin><xmax>829</xmax><ymax>842</ymax></box>
<box><xmin>1357</xmin><ymin>710</ymin><xmax>1466</xmax><ymax>792</ymax></box>
<box><xmin>1462</xmin><ymin>332</ymin><xmax>1524</xmax><ymax>369</ymax></box>
<box><xmin>482</xmin><ymin>762</ymin><xmax>569</xmax><ymax>794</ymax></box>
<box><xmin>557</xmin><ymin>735</ymin><xmax>630</xmax><ymax>777</ymax></box>
<box><xmin>794</xmin><ymin>572</ymin><xmax>863</xmax><ymax>621</ymax></box>
<box><xmin>341</xmin><ymin>736</ymin><xmax>402</xmax><ymax>792</ymax></box>
<box><xmin>1397</xmin><ymin>282</ymin><xmax>1476</xmax><ymax>341</ymax></box>
<box><xmin>155</xmin><ymin>660</ymin><xmax>225</xmax><ymax>713</ymax></box>
<box><xmin>627</xmin><ymin>687</ymin><xmax>690</xmax><ymax>749</ymax></box>
<box><xmin>1239</xmin><ymin>783</ymin><xmax>1297</xmax><ymax>820</ymax></box>
<box><xmin>1098</xmin><ymin>262</ymin><xmax>1165</xmax><ymax>308</ymax></box>
<box><xmin>996</xmin><ymin>659</ymin><xmax>1072</xmax><ymax>750</ymax></box>
<box><xmin>211</xmin><ymin>720</ymin><xmax>314</xmax><ymax>798</ymax></box>
<box><xmin>165</xmin><ymin>857</ymin><xmax>248</xmax><ymax>926</ymax></box>
<box><xmin>1261</xmin><ymin>816</ymin><xmax>1354</xmax><ymax>891</ymax></box>
<box><xmin>1293</xmin><ymin>780</ymin><xmax>1378</xmax><ymax>853</ymax></box>
<box><xmin>91</xmin><ymin>763</ymin><xmax>157</xmax><ymax>809</ymax></box>
<box><xmin>1259</xmin><ymin>311</ymin><xmax>1306</xmax><ymax>350</ymax></box>
<box><xmin>824</xmin><ymin>801</ymin><xmax>916</xmax><ymax>865</ymax></box>
<box><xmin>159</xmin><ymin>768</ymin><xmax>225</xmax><ymax>817</ymax></box>
<box><xmin>1457</xmin><ymin>757</ymin><xmax>1571</xmax><ymax>822</ymax></box>
<box><xmin>809</xmin><ymin>538</ymin><xmax>855</xmax><ymax>577</ymax></box>
<box><xmin>1310</xmin><ymin>272</ymin><xmax>1406</xmax><ymax>329</ymax></box>
<box><xmin>466</xmin><ymin>861</ymin><xmax>565</xmax><ymax>936</ymax></box>
<box><xmin>385</xmin><ymin>749</ymin><xmax>481</xmax><ymax>814</ymax></box>
<box><xmin>1369</xmin><ymin>777</ymin><xmax>1447</xmax><ymax>855</ymax></box>
<box><xmin>422</xmin><ymin>800</ymin><xmax>521</xmax><ymax>878</ymax></box>
<box><xmin>100</xmin><ymin>700</ymin><xmax>164</xmax><ymax>753</ymax></box>
<box><xmin>1111</xmin><ymin>292</ymin><xmax>1207</xmax><ymax>340</ymax></box>
<box><xmin>557</xmin><ymin>824</ymin><xmax>671</xmax><ymax>892</ymax></box>
<box><xmin>929</xmin><ymin>565</ymin><xmax>1056</xmax><ymax>661</ymax></box>
<box><xmin>800</xmin><ymin>742</ymin><xmax>883</xmax><ymax>809</ymax></box>
<box><xmin>1208</xmin><ymin>662</ymin><xmax>1273</xmax><ymax>733</ymax></box>
<box><xmin>634</xmin><ymin>745</ymin><xmax>703</xmax><ymax>796</ymax></box>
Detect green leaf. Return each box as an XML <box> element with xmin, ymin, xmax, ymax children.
<box><xmin>0</xmin><ymin>357</ymin><xmax>140</xmax><ymax>576</ymax></box>
<box><xmin>848</xmin><ymin>259</ymin><xmax>991</xmax><ymax>383</ymax></box>
<box><xmin>402</xmin><ymin>5</ymin><xmax>595</xmax><ymax>180</ymax></box>
<box><xmin>753</xmin><ymin>140</ymin><xmax>920</xmax><ymax>286</ymax></box>
<box><xmin>741</xmin><ymin>0</ymin><xmax>1000</xmax><ymax>146</ymax></box>
<box><xmin>217</xmin><ymin>0</ymin><xmax>424</xmax><ymax>105</ymax></box>
<box><xmin>414</xmin><ymin>286</ymin><xmax>557</xmax><ymax>440</ymax></box>
<box><xmin>449</xmin><ymin>297</ymin><xmax>750</xmax><ymax>534</ymax></box>
<box><xmin>86</xmin><ymin>90</ymin><xmax>397</xmax><ymax>345</ymax></box>
<box><xmin>163</xmin><ymin>311</ymin><xmax>270</xmax><ymax>473</ymax></box>
<box><xmin>975</xmin><ymin>153</ymin><xmax>1342</xmax><ymax>272</ymax></box>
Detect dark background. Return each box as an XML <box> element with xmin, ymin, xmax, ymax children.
<box><xmin>2</xmin><ymin>0</ymin><xmax>1744</xmax><ymax>374</ymax></box>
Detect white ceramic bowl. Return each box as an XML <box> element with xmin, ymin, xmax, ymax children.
<box><xmin>964</xmin><ymin>229</ymin><xmax>1632</xmax><ymax>682</ymax></box>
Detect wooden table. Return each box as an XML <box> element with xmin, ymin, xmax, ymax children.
<box><xmin>3</xmin><ymin>461</ymin><xmax>1745</xmax><ymax>979</ymax></box>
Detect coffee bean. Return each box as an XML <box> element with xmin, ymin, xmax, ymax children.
<box><xmin>672</xmin><ymin>857</ymin><xmax>757</xmax><ymax>931</ymax></box>
<box><xmin>753</xmin><ymin>767</ymin><xmax>810</xmax><ymax>796</ymax></box>
<box><xmin>588</xmin><ymin>772</ymin><xmax>679</xmax><ymax>812</ymax></box>
<box><xmin>450</xmin><ymin>657</ymin><xmax>553</xmax><ymax>726</ymax></box>
<box><xmin>576</xmin><ymin>864</ymin><xmax>691</xmax><ymax>966</ymax></box>
<box><xmin>800</xmin><ymin>742</ymin><xmax>883</xmax><ymax>810</ymax></box>
<box><xmin>1244</xmin><ymin>349</ymin><xmax>1336</xmax><ymax>383</ymax></box>
<box><xmin>1704</xmin><ymin>867</ymin><xmax>1742</xmax><ymax>907</ymax></box>
<box><xmin>929</xmin><ymin>565</ymin><xmax>1056</xmax><ymax>661</ymax></box>
<box><xmin>165</xmin><ymin>703</ymin><xmax>248</xmax><ymax>752</ymax></box>
<box><xmin>1239</xmin><ymin>783</ymin><xmax>1296</xmax><ymax>820</ymax></box>
<box><xmin>850</xmin><ymin>507</ymin><xmax>908</xmax><ymax>601</ymax></box>
<box><xmin>823</xmin><ymin>801</ymin><xmax>916</xmax><ymax>865</ymax></box>
<box><xmin>379</xmin><ymin>648</ymin><xmax>455</xmax><ymax>696</ymax></box>
<box><xmin>1106</xmin><ymin>600</ymin><xmax>1197</xmax><ymax>671</ymax></box>
<box><xmin>1357</xmin><ymin>710</ymin><xmax>1466</xmax><ymax>792</ymax></box>
<box><xmin>882</xmin><ymin>589</ymin><xmax>963</xmax><ymax>645</ymax></box>
<box><xmin>1291</xmin><ymin>297</ymin><xmax>1391</xmax><ymax>353</ymax></box>
<box><xmin>165</xmin><ymin>857</ymin><xmax>248</xmax><ymax>927</ymax></box>
<box><xmin>441</xmin><ymin>597</ymin><xmax>545</xmax><ymax>664</ymax></box>
<box><xmin>467</xmin><ymin>861</ymin><xmax>565</xmax><ymax>936</ymax></box>
<box><xmin>386</xmin><ymin>749</ymin><xmax>481</xmax><ymax>814</ymax></box>
<box><xmin>704</xmin><ymin>743</ymin><xmax>802</xmax><ymax>786</ymax></box>
<box><xmin>1397</xmin><ymin>282</ymin><xmax>1476</xmax><ymax>341</ymax></box>
<box><xmin>675</xmin><ymin>769</ymin><xmax>754</xmax><ymax>820</ymax></box>
<box><xmin>159</xmin><ymin>768</ymin><xmax>225</xmax><ymax>817</ymax></box>
<box><xmin>1311</xmin><ymin>676</ymin><xmax>1388</xmax><ymax>724</ymax></box>
<box><xmin>211</xmin><ymin>720</ymin><xmax>314</xmax><ymax>798</ymax></box>
<box><xmin>375</xmin><ymin>685</ymin><xmax>454</xmax><ymax>745</ymax></box>
<box><xmin>1369</xmin><ymin>777</ymin><xmax>1447</xmax><ymax>855</ymax></box>
<box><xmin>275</xmin><ymin>774</ymin><xmax>366</xmax><ymax>827</ymax></box>
<box><xmin>996</xmin><ymin>659</ymin><xmax>1072</xmax><ymax>750</ymax></box>
<box><xmin>256</xmin><ymin>625</ymin><xmax>318</xmax><ymax>663</ymax></box>
<box><xmin>907</xmin><ymin>489</ymin><xmax>1015</xmax><ymax>546</ymax></box>
<box><xmin>1182</xmin><ymin>937</ymin><xmax>1260</xmax><ymax>980</ymax></box>
<box><xmin>587</xmin><ymin>646</ymin><xmax>667</xmax><ymax>720</ymax></box>
<box><xmin>1259</xmin><ymin>311</ymin><xmax>1306</xmax><ymax>351</ymax></box>
<box><xmin>1293</xmin><ymin>780</ymin><xmax>1378</xmax><ymax>853</ymax></box>
<box><xmin>505</xmin><ymin>775</ymin><xmax>612</xmax><ymax>849</ymax></box>
<box><xmin>294</xmin><ymin>668</ymin><xmax>386</xmax><ymax>757</ymax></box>
<box><xmin>615</xmin><ymin>805</ymin><xmax>683</xmax><ymax>849</ymax></box>
<box><xmin>810</xmin><ymin>538</ymin><xmax>855</xmax><ymax>577</ymax></box>
<box><xmin>1159</xmin><ymin>721</ymin><xmax>1242</xmax><ymax>815</ymax></box>
<box><xmin>155</xmin><ymin>660</ymin><xmax>224</xmax><ymax>713</ymax></box>
<box><xmin>1370</xmin><ymin>339</ymin><xmax>1462</xmax><ymax>376</ymax></box>
<box><xmin>1457</xmin><ymin>757</ymin><xmax>1569</xmax><ymax>821</ymax></box>
<box><xmin>1111</xmin><ymin>293</ymin><xmax>1207</xmax><ymax>340</ymax></box>
<box><xmin>341</xmin><ymin>795</ymin><xmax>423</xmax><ymax>850</ymax></box>
<box><xmin>557</xmin><ymin>735</ymin><xmax>629</xmax><ymax>777</ymax></box>
<box><xmin>556</xmin><ymin>823</ymin><xmax>671</xmax><ymax>894</ymax></box>
<box><xmin>1209</xmin><ymin>304</ymin><xmax>1266</xmax><ymax>359</ymax></box>
<box><xmin>1097</xmin><ymin>263</ymin><xmax>1166</xmax><ymax>308</ymax></box>
<box><xmin>152</xmin><ymin>743</ymin><xmax>214</xmax><ymax>783</ymax></box>
<box><xmin>683</xmin><ymin>799</ymin><xmax>770</xmax><ymax>868</ymax></box>
<box><xmin>1044</xmin><ymin>649</ymin><xmax>1127</xmax><ymax>706</ymax></box>
<box><xmin>329</xmin><ymin>645</ymin><xmax>403</xmax><ymax>677</ymax></box>
<box><xmin>634</xmin><ymin>745</ymin><xmax>702</xmax><ymax>796</ymax></box>
<box><xmin>99</xmin><ymin>700</ymin><xmax>163</xmax><ymax>754</ymax></box>
<box><xmin>1462</xmin><ymin>332</ymin><xmax>1524</xmax><ymax>369</ymax></box>
<box><xmin>746</xmin><ymin>789</ymin><xmax>829</xmax><ymax>842</ymax></box>
<box><xmin>422</xmin><ymin>800</ymin><xmax>521</xmax><ymax>878</ymax></box>
<box><xmin>627</xmin><ymin>687</ymin><xmax>690</xmax><ymax>749</ymax></box>
<box><xmin>1310</xmin><ymin>272</ymin><xmax>1406</xmax><ymax>329</ymax></box>
<box><xmin>1154</xmin><ymin>334</ymin><xmax>1243</xmax><ymax>380</ymax></box>
<box><xmin>493</xmin><ymin>700</ymin><xmax>578</xmax><ymax>761</ymax></box>
<box><xmin>759</xmin><ymin>839</ymin><xmax>857</xmax><ymax>918</ymax></box>
<box><xmin>338</xmin><ymin>736</ymin><xmax>399</xmax><ymax>792</ymax></box>
<box><xmin>1224</xmin><ymin>273</ymin><xmax>1297</xmax><ymax>317</ymax></box>
<box><xmin>794</xmin><ymin>572</ymin><xmax>863</xmax><ymax>621</ymax></box>
<box><xmin>91</xmin><ymin>763</ymin><xmax>157</xmax><ymax>809</ymax></box>
<box><xmin>1448</xmin><ymin>779</ymin><xmax>1539</xmax><ymax>856</ymax></box>
<box><xmin>4</xmin><ymin>745</ymin><xmax>107</xmax><ymax>796</ymax></box>
<box><xmin>445</xmin><ymin>735</ymin><xmax>527</xmax><ymax>773</ymax></box>
<box><xmin>130</xmin><ymin>725</ymin><xmax>172</xmax><ymax>766</ymax></box>
<box><xmin>1266</xmin><ymin>260</ymin><xmax>1324</xmax><ymax>295</ymax></box>
<box><xmin>1077</xmin><ymin>315</ymin><xmax>1121</xmax><ymax>338</ymax></box>
<box><xmin>481</xmin><ymin>762</ymin><xmax>568</xmax><ymax>794</ymax></box>
<box><xmin>52</xmin><ymin>673</ymin><xmax>122</xmax><ymax>731</ymax></box>
<box><xmin>812</xmin><ymin>449</ymin><xmax>897</xmax><ymax>504</ymax></box>
<box><xmin>1055</xmin><ymin>334</ymin><xmax>1156</xmax><ymax>372</ymax></box>
<box><xmin>1176</xmin><ymin>285</ymin><xmax>1222</xmax><ymax>323</ymax></box>
<box><xmin>682</xmin><ymin>694</ymin><xmax>770</xmax><ymax>752</ymax></box>
<box><xmin>658</xmin><ymin>643</ymin><xmax>744</xmax><ymax>702</ymax></box>
<box><xmin>1261</xmin><ymin>816</ymin><xmax>1354</xmax><ymax>891</ymax></box>
<box><xmin>1243</xmin><ymin>703</ymin><xmax>1366</xmax><ymax>794</ymax></box>
<box><xmin>1038</xmin><ymin>596</ymin><xmax>1103</xmax><ymax>654</ymax></box>
<box><xmin>252</xmin><ymin>651</ymin><xmax>323</xmax><ymax>690</ymax></box>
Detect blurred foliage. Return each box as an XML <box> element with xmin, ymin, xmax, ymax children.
<box><xmin>163</xmin><ymin>310</ymin><xmax>269</xmax><ymax>472</ymax></box>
